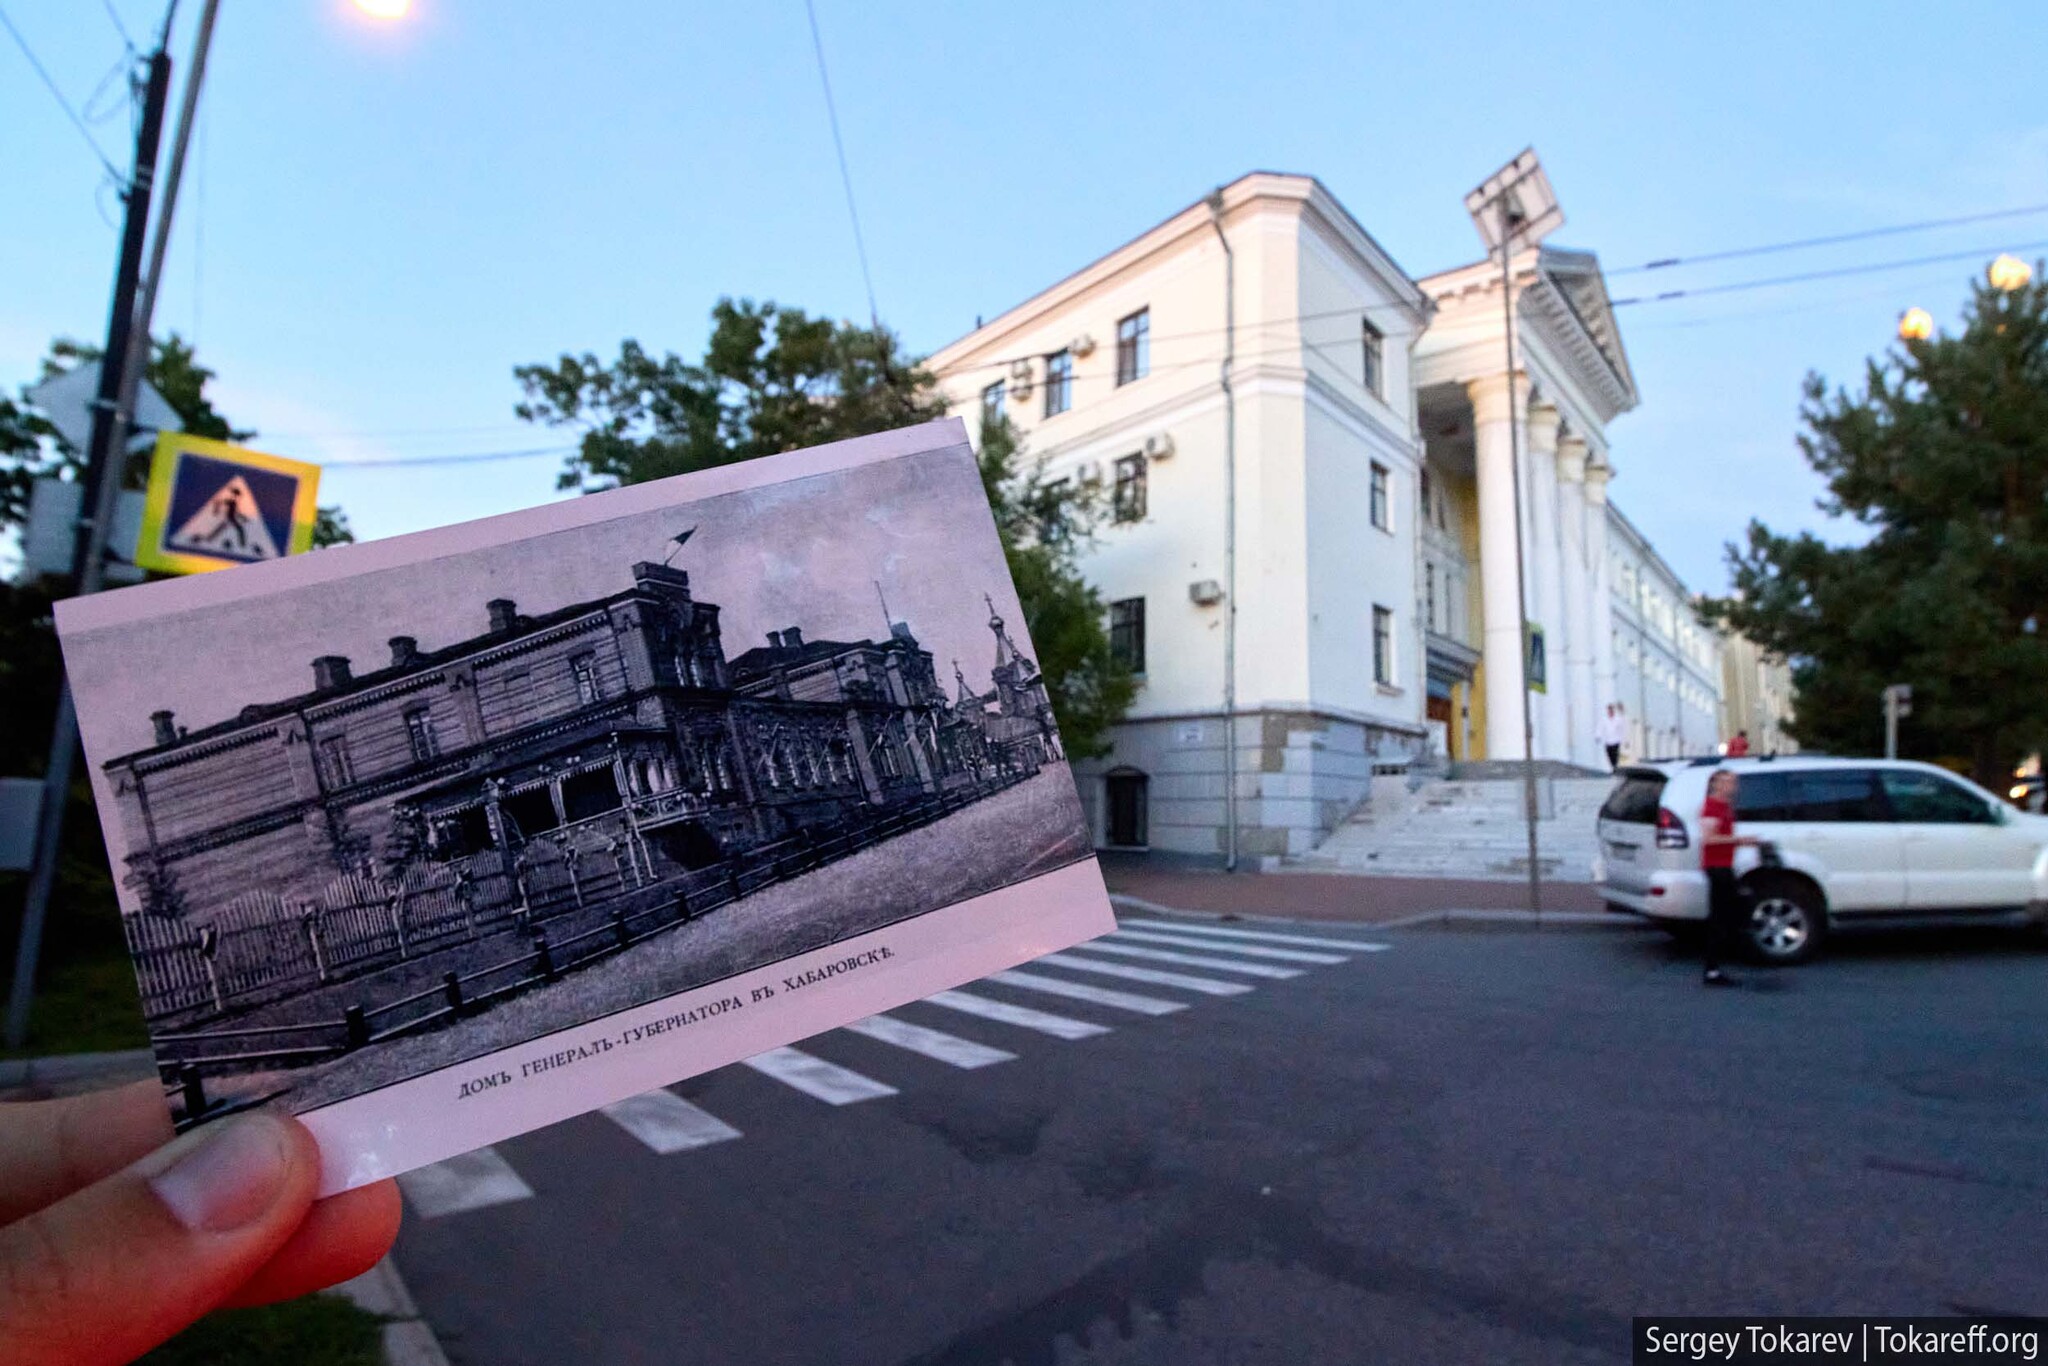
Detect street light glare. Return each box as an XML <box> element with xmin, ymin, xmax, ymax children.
<box><xmin>1987</xmin><ymin>253</ymin><xmax>2033</xmax><ymax>292</ymax></box>
<box><xmin>353</xmin><ymin>0</ymin><xmax>412</xmax><ymax>18</ymax></box>
<box><xmin>1897</xmin><ymin>307</ymin><xmax>1934</xmax><ymax>342</ymax></box>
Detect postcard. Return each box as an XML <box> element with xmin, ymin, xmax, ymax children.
<box><xmin>55</xmin><ymin>419</ymin><xmax>1112</xmax><ymax>1196</ymax></box>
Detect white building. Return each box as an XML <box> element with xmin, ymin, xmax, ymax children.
<box><xmin>1718</xmin><ymin>630</ymin><xmax>1798</xmax><ymax>755</ymax></box>
<box><xmin>1605</xmin><ymin>507</ymin><xmax>1725</xmax><ymax>760</ymax></box>
<box><xmin>926</xmin><ymin>165</ymin><xmax>1729</xmax><ymax>861</ymax></box>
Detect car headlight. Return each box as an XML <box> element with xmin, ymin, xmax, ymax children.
<box><xmin>2012</xmin><ymin>785</ymin><xmax>2028</xmax><ymax>800</ymax></box>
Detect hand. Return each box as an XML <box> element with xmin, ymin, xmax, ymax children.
<box><xmin>0</xmin><ymin>1080</ymin><xmax>402</xmax><ymax>1366</ymax></box>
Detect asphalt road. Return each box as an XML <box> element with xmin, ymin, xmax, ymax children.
<box><xmin>392</xmin><ymin>914</ymin><xmax>2048</xmax><ymax>1365</ymax></box>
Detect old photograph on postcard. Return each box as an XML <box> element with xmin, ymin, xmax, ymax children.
<box><xmin>56</xmin><ymin>422</ymin><xmax>1107</xmax><ymax>1188</ymax></box>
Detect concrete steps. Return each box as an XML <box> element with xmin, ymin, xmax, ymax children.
<box><xmin>1289</xmin><ymin>773</ymin><xmax>1617</xmax><ymax>882</ymax></box>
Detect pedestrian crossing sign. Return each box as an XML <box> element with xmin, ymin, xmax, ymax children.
<box><xmin>133</xmin><ymin>432</ymin><xmax>321</xmax><ymax>575</ymax></box>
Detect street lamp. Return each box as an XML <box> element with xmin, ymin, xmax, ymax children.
<box><xmin>1897</xmin><ymin>307</ymin><xmax>1934</xmax><ymax>341</ymax></box>
<box><xmin>1988</xmin><ymin>253</ymin><xmax>2033</xmax><ymax>293</ymax></box>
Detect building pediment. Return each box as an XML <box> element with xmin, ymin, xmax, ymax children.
<box><xmin>1528</xmin><ymin>246</ymin><xmax>1638</xmax><ymax>422</ymax></box>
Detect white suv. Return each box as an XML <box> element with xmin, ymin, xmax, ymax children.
<box><xmin>1595</xmin><ymin>756</ymin><xmax>2048</xmax><ymax>964</ymax></box>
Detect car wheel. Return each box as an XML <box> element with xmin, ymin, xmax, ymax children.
<box><xmin>1744</xmin><ymin>876</ymin><xmax>1825</xmax><ymax>965</ymax></box>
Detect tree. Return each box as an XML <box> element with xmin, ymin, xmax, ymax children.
<box><xmin>515</xmin><ymin>298</ymin><xmax>947</xmax><ymax>493</ymax></box>
<box><xmin>1700</xmin><ymin>266</ymin><xmax>2048</xmax><ymax>782</ymax></box>
<box><xmin>6</xmin><ymin>333</ymin><xmax>353</xmax><ymax>545</ymax></box>
<box><xmin>973</xmin><ymin>416</ymin><xmax>1138</xmax><ymax>757</ymax></box>
<box><xmin>516</xmin><ymin>299</ymin><xmax>1136</xmax><ymax>754</ymax></box>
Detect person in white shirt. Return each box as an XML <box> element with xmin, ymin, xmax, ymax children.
<box><xmin>1596</xmin><ymin>703</ymin><xmax>1627</xmax><ymax>771</ymax></box>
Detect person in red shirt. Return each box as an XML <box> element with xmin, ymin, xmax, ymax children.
<box><xmin>1699</xmin><ymin>768</ymin><xmax>1758</xmax><ymax>986</ymax></box>
<box><xmin>1725</xmin><ymin>731</ymin><xmax>1751</xmax><ymax>757</ymax></box>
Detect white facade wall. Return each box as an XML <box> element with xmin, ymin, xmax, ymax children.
<box><xmin>1606</xmin><ymin>507</ymin><xmax>1723</xmax><ymax>759</ymax></box>
<box><xmin>926</xmin><ymin>174</ymin><xmax>1431</xmax><ymax>861</ymax></box>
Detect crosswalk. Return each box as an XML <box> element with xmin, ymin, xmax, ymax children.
<box><xmin>395</xmin><ymin>915</ymin><xmax>1390</xmax><ymax>1219</ymax></box>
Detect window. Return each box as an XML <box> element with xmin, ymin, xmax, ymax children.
<box><xmin>1116</xmin><ymin>308</ymin><xmax>1150</xmax><ymax>386</ymax></box>
<box><xmin>316</xmin><ymin>735</ymin><xmax>354</xmax><ymax>789</ymax></box>
<box><xmin>1369</xmin><ymin>462</ymin><xmax>1391</xmax><ymax>531</ymax></box>
<box><xmin>1373</xmin><ymin>605</ymin><xmax>1394</xmax><ymax>685</ymax></box>
<box><xmin>1112</xmin><ymin>453</ymin><xmax>1147</xmax><ymax>523</ymax></box>
<box><xmin>1424</xmin><ymin>564</ymin><xmax>1438</xmax><ymax>634</ymax></box>
<box><xmin>1037</xmin><ymin>477</ymin><xmax>1070</xmax><ymax>543</ymax></box>
<box><xmin>404</xmin><ymin>709</ymin><xmax>437</xmax><ymax>763</ymax></box>
<box><xmin>981</xmin><ymin>380</ymin><xmax>1006</xmax><ymax>427</ymax></box>
<box><xmin>1738</xmin><ymin>768</ymin><xmax>1886</xmax><ymax>823</ymax></box>
<box><xmin>1361</xmin><ymin>318</ymin><xmax>1384</xmax><ymax>397</ymax></box>
<box><xmin>1109</xmin><ymin>597</ymin><xmax>1146</xmax><ymax>673</ymax></box>
<box><xmin>1880</xmin><ymin>769</ymin><xmax>1997</xmax><ymax>824</ymax></box>
<box><xmin>571</xmin><ymin>653</ymin><xmax>602</xmax><ymax>704</ymax></box>
<box><xmin>1044</xmin><ymin>349</ymin><xmax>1072</xmax><ymax>417</ymax></box>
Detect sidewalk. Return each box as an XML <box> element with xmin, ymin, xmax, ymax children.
<box><xmin>1100</xmin><ymin>860</ymin><xmax>1609</xmax><ymax>925</ymax></box>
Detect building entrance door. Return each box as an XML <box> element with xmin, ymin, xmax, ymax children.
<box><xmin>1105</xmin><ymin>770</ymin><xmax>1148</xmax><ymax>848</ymax></box>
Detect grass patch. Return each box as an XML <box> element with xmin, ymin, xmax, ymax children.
<box><xmin>0</xmin><ymin>950</ymin><xmax>149</xmax><ymax>1059</ymax></box>
<box><xmin>139</xmin><ymin>1294</ymin><xmax>387</xmax><ymax>1366</ymax></box>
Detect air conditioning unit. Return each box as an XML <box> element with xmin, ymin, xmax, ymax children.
<box><xmin>1189</xmin><ymin>579</ymin><xmax>1225</xmax><ymax>606</ymax></box>
<box><xmin>1075</xmin><ymin>459</ymin><xmax>1104</xmax><ymax>485</ymax></box>
<box><xmin>1009</xmin><ymin>358</ymin><xmax>1034</xmax><ymax>401</ymax></box>
<box><xmin>1071</xmin><ymin>333</ymin><xmax>1097</xmax><ymax>358</ymax></box>
<box><xmin>1143</xmin><ymin>432</ymin><xmax>1175</xmax><ymax>461</ymax></box>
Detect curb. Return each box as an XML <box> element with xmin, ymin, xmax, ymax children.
<box><xmin>0</xmin><ymin>1047</ymin><xmax>155</xmax><ymax>1099</ymax></box>
<box><xmin>1108</xmin><ymin>893</ymin><xmax>1638</xmax><ymax>933</ymax></box>
<box><xmin>332</xmin><ymin>1256</ymin><xmax>453</xmax><ymax>1366</ymax></box>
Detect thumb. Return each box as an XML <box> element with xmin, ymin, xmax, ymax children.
<box><xmin>0</xmin><ymin>1110</ymin><xmax>320</xmax><ymax>1366</ymax></box>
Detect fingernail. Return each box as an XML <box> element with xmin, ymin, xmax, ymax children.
<box><xmin>143</xmin><ymin>1112</ymin><xmax>295</xmax><ymax>1233</ymax></box>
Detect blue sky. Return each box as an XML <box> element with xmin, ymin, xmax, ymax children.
<box><xmin>6</xmin><ymin>0</ymin><xmax>2046</xmax><ymax>592</ymax></box>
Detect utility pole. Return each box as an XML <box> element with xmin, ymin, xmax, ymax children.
<box><xmin>1207</xmin><ymin>189</ymin><xmax>1239</xmax><ymax>874</ymax></box>
<box><xmin>6</xmin><ymin>2</ymin><xmax>221</xmax><ymax>1050</ymax></box>
<box><xmin>1883</xmin><ymin>683</ymin><xmax>1912</xmax><ymax>760</ymax></box>
<box><xmin>1499</xmin><ymin>211</ymin><xmax>1542</xmax><ymax>923</ymax></box>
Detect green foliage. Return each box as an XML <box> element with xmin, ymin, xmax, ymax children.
<box><xmin>139</xmin><ymin>1294</ymin><xmax>387</xmax><ymax>1366</ymax></box>
<box><xmin>515</xmin><ymin>301</ymin><xmax>1136</xmax><ymax>754</ymax></box>
<box><xmin>975</xmin><ymin>416</ymin><xmax>1138</xmax><ymax>758</ymax></box>
<box><xmin>314</xmin><ymin>504</ymin><xmax>356</xmax><ymax>548</ymax></box>
<box><xmin>1700</xmin><ymin>265</ymin><xmax>2048</xmax><ymax>781</ymax></box>
<box><xmin>515</xmin><ymin>298</ymin><xmax>948</xmax><ymax>492</ymax></box>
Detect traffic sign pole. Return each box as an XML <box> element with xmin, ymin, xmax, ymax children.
<box><xmin>6</xmin><ymin>4</ymin><xmax>221</xmax><ymax>1050</ymax></box>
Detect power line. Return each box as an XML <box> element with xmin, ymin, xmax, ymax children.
<box><xmin>1610</xmin><ymin>237</ymin><xmax>2048</xmax><ymax>307</ymax></box>
<box><xmin>0</xmin><ymin>4</ymin><xmax>123</xmax><ymax>180</ymax></box>
<box><xmin>98</xmin><ymin>0</ymin><xmax>136</xmax><ymax>52</ymax></box>
<box><xmin>1610</xmin><ymin>202</ymin><xmax>2048</xmax><ymax>275</ymax></box>
<box><xmin>803</xmin><ymin>0</ymin><xmax>880</xmax><ymax>331</ymax></box>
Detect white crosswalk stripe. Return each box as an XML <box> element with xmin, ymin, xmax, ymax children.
<box><xmin>1120</xmin><ymin>918</ymin><xmax>1392</xmax><ymax>953</ymax></box>
<box><xmin>841</xmin><ymin>1014</ymin><xmax>1016</xmax><ymax>1069</ymax></box>
<box><xmin>1067</xmin><ymin>939</ymin><xmax>1303</xmax><ymax>978</ymax></box>
<box><xmin>1108</xmin><ymin>928</ymin><xmax>1350</xmax><ymax>964</ymax></box>
<box><xmin>742</xmin><ymin>1046</ymin><xmax>899</xmax><ymax>1105</ymax></box>
<box><xmin>986</xmin><ymin>968</ymin><xmax>1186</xmax><ymax>1016</ymax></box>
<box><xmin>602</xmin><ymin>1088</ymin><xmax>743</xmax><ymax>1154</ymax></box>
<box><xmin>921</xmin><ymin>988</ymin><xmax>1111</xmax><ymax>1039</ymax></box>
<box><xmin>398</xmin><ymin>1146</ymin><xmax>535</xmax><ymax>1219</ymax></box>
<box><xmin>1032</xmin><ymin>950</ymin><xmax>1255</xmax><ymax>996</ymax></box>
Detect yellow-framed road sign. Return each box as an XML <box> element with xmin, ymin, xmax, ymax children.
<box><xmin>133</xmin><ymin>432</ymin><xmax>321</xmax><ymax>575</ymax></box>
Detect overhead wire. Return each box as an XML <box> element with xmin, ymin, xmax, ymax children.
<box><xmin>803</xmin><ymin>0</ymin><xmax>880</xmax><ymax>333</ymax></box>
<box><xmin>1609</xmin><ymin>237</ymin><xmax>2048</xmax><ymax>307</ymax></box>
<box><xmin>1609</xmin><ymin>202</ymin><xmax>2048</xmax><ymax>275</ymax></box>
<box><xmin>0</xmin><ymin>3</ymin><xmax>124</xmax><ymax>180</ymax></box>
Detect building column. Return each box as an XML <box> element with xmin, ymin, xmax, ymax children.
<box><xmin>1467</xmin><ymin>373</ymin><xmax>1530</xmax><ymax>760</ymax></box>
<box><xmin>1525</xmin><ymin>402</ymin><xmax>1565</xmax><ymax>760</ymax></box>
<box><xmin>1584</xmin><ymin>456</ymin><xmax>1617</xmax><ymax>733</ymax></box>
<box><xmin>1556</xmin><ymin>435</ymin><xmax>1598</xmax><ymax>768</ymax></box>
